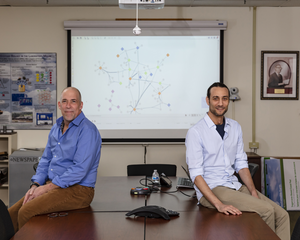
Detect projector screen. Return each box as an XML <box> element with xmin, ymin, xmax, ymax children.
<box><xmin>65</xmin><ymin>21</ymin><xmax>226</xmax><ymax>142</ymax></box>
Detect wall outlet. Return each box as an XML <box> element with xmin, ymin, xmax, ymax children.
<box><xmin>249</xmin><ymin>142</ymin><xmax>259</xmax><ymax>149</ymax></box>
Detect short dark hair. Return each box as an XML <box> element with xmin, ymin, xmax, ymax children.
<box><xmin>207</xmin><ymin>82</ymin><xmax>230</xmax><ymax>99</ymax></box>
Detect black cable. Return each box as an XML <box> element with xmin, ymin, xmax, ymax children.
<box><xmin>176</xmin><ymin>187</ymin><xmax>197</xmax><ymax>198</ymax></box>
<box><xmin>138</xmin><ymin>177</ymin><xmax>196</xmax><ymax>198</ymax></box>
<box><xmin>139</xmin><ymin>178</ymin><xmax>153</xmax><ymax>187</ymax></box>
<box><xmin>160</xmin><ymin>189</ymin><xmax>179</xmax><ymax>194</ymax></box>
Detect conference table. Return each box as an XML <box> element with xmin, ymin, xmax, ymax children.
<box><xmin>11</xmin><ymin>176</ymin><xmax>280</xmax><ymax>240</ymax></box>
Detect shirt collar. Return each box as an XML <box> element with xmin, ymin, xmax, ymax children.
<box><xmin>204</xmin><ymin>112</ymin><xmax>230</xmax><ymax>129</ymax></box>
<box><xmin>56</xmin><ymin>111</ymin><xmax>85</xmax><ymax>127</ymax></box>
<box><xmin>60</xmin><ymin>120</ymin><xmax>64</xmax><ymax>133</ymax></box>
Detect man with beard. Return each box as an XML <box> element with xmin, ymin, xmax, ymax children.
<box><xmin>185</xmin><ymin>82</ymin><xmax>289</xmax><ymax>240</ymax></box>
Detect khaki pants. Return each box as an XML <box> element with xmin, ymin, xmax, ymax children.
<box><xmin>200</xmin><ymin>185</ymin><xmax>290</xmax><ymax>240</ymax></box>
<box><xmin>8</xmin><ymin>182</ymin><xmax>94</xmax><ymax>232</ymax></box>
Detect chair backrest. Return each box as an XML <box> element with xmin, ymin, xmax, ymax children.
<box><xmin>0</xmin><ymin>199</ymin><xmax>15</xmax><ymax>240</ymax></box>
<box><xmin>291</xmin><ymin>216</ymin><xmax>300</xmax><ymax>240</ymax></box>
<box><xmin>237</xmin><ymin>163</ymin><xmax>259</xmax><ymax>185</ymax></box>
<box><xmin>127</xmin><ymin>164</ymin><xmax>177</xmax><ymax>177</ymax></box>
<box><xmin>248</xmin><ymin>163</ymin><xmax>259</xmax><ymax>178</ymax></box>
<box><xmin>33</xmin><ymin>162</ymin><xmax>39</xmax><ymax>172</ymax></box>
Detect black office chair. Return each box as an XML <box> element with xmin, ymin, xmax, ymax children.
<box><xmin>127</xmin><ymin>164</ymin><xmax>177</xmax><ymax>177</ymax></box>
<box><xmin>237</xmin><ymin>163</ymin><xmax>259</xmax><ymax>185</ymax></box>
<box><xmin>291</xmin><ymin>216</ymin><xmax>300</xmax><ymax>240</ymax></box>
<box><xmin>33</xmin><ymin>162</ymin><xmax>39</xmax><ymax>172</ymax></box>
<box><xmin>0</xmin><ymin>199</ymin><xmax>15</xmax><ymax>240</ymax></box>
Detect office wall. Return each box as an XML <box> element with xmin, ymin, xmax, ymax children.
<box><xmin>256</xmin><ymin>8</ymin><xmax>300</xmax><ymax>157</ymax></box>
<box><xmin>0</xmin><ymin>6</ymin><xmax>299</xmax><ymax>176</ymax></box>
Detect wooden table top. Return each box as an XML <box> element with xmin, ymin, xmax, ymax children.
<box><xmin>146</xmin><ymin>208</ymin><xmax>280</xmax><ymax>240</ymax></box>
<box><xmin>147</xmin><ymin>176</ymin><xmax>198</xmax><ymax>212</ymax></box>
<box><xmin>91</xmin><ymin>176</ymin><xmax>148</xmax><ymax>211</ymax></box>
<box><xmin>11</xmin><ymin>176</ymin><xmax>280</xmax><ymax>240</ymax></box>
<box><xmin>11</xmin><ymin>211</ymin><xmax>145</xmax><ymax>240</ymax></box>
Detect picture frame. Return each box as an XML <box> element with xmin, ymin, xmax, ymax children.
<box><xmin>261</xmin><ymin>51</ymin><xmax>299</xmax><ymax>100</ymax></box>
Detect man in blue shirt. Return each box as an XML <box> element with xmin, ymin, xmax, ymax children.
<box><xmin>9</xmin><ymin>87</ymin><xmax>102</xmax><ymax>232</ymax></box>
<box><xmin>185</xmin><ymin>82</ymin><xmax>289</xmax><ymax>240</ymax></box>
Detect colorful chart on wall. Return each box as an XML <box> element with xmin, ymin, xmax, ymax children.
<box><xmin>0</xmin><ymin>53</ymin><xmax>57</xmax><ymax>130</ymax></box>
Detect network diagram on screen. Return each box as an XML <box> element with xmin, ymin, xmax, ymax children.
<box><xmin>94</xmin><ymin>43</ymin><xmax>171</xmax><ymax>114</ymax></box>
<box><xmin>71</xmin><ymin>28</ymin><xmax>222</xmax><ymax>139</ymax></box>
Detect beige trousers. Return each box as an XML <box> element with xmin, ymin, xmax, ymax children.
<box><xmin>200</xmin><ymin>185</ymin><xmax>290</xmax><ymax>240</ymax></box>
<box><xmin>8</xmin><ymin>182</ymin><xmax>94</xmax><ymax>232</ymax></box>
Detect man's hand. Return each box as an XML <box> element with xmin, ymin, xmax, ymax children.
<box><xmin>216</xmin><ymin>203</ymin><xmax>242</xmax><ymax>216</ymax></box>
<box><xmin>251</xmin><ymin>190</ymin><xmax>259</xmax><ymax>199</ymax></box>
<box><xmin>23</xmin><ymin>185</ymin><xmax>39</xmax><ymax>205</ymax></box>
<box><xmin>23</xmin><ymin>182</ymin><xmax>59</xmax><ymax>205</ymax></box>
<box><xmin>194</xmin><ymin>175</ymin><xmax>242</xmax><ymax>216</ymax></box>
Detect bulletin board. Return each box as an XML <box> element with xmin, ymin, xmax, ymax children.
<box><xmin>0</xmin><ymin>53</ymin><xmax>57</xmax><ymax>130</ymax></box>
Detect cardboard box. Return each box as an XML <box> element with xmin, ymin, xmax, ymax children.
<box><xmin>264</xmin><ymin>158</ymin><xmax>300</xmax><ymax>210</ymax></box>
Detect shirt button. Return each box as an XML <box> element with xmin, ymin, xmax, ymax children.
<box><xmin>51</xmin><ymin>169</ymin><xmax>53</xmax><ymax>171</ymax></box>
<box><xmin>54</xmin><ymin>155</ymin><xmax>56</xmax><ymax>157</ymax></box>
<box><xmin>58</xmin><ymin>142</ymin><xmax>60</xmax><ymax>145</ymax></box>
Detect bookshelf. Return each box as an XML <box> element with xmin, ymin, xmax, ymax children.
<box><xmin>0</xmin><ymin>133</ymin><xmax>17</xmax><ymax>206</ymax></box>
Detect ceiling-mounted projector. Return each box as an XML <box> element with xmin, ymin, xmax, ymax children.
<box><xmin>119</xmin><ymin>0</ymin><xmax>165</xmax><ymax>9</ymax></box>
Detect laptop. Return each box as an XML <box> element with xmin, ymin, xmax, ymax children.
<box><xmin>176</xmin><ymin>166</ymin><xmax>194</xmax><ymax>189</ymax></box>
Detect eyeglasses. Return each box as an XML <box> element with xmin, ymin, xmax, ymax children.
<box><xmin>48</xmin><ymin>212</ymin><xmax>68</xmax><ymax>218</ymax></box>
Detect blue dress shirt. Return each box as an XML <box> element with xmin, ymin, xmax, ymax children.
<box><xmin>31</xmin><ymin>112</ymin><xmax>102</xmax><ymax>188</ymax></box>
<box><xmin>185</xmin><ymin>113</ymin><xmax>248</xmax><ymax>201</ymax></box>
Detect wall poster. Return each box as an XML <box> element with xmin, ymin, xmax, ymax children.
<box><xmin>0</xmin><ymin>53</ymin><xmax>57</xmax><ymax>130</ymax></box>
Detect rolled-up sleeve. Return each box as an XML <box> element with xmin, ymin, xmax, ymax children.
<box><xmin>185</xmin><ymin>128</ymin><xmax>204</xmax><ymax>183</ymax></box>
<box><xmin>233</xmin><ymin>124</ymin><xmax>248</xmax><ymax>173</ymax></box>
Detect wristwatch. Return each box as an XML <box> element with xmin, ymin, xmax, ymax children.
<box><xmin>30</xmin><ymin>182</ymin><xmax>40</xmax><ymax>189</ymax></box>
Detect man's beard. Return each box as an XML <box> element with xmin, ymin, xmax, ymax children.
<box><xmin>209</xmin><ymin>106</ymin><xmax>228</xmax><ymax>117</ymax></box>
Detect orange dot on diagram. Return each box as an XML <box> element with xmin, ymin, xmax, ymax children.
<box><xmin>129</xmin><ymin>77</ymin><xmax>132</xmax><ymax>80</ymax></box>
<box><xmin>99</xmin><ymin>66</ymin><xmax>102</xmax><ymax>70</ymax></box>
<box><xmin>167</xmin><ymin>53</ymin><xmax>170</xmax><ymax>57</ymax></box>
<box><xmin>158</xmin><ymin>92</ymin><xmax>161</xmax><ymax>95</ymax></box>
<box><xmin>117</xmin><ymin>54</ymin><xmax>120</xmax><ymax>58</ymax></box>
<box><xmin>133</xmin><ymin>108</ymin><xmax>136</xmax><ymax>111</ymax></box>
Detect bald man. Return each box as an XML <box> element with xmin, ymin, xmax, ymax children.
<box><xmin>9</xmin><ymin>87</ymin><xmax>102</xmax><ymax>232</ymax></box>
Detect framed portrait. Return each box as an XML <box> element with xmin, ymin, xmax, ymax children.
<box><xmin>261</xmin><ymin>51</ymin><xmax>299</xmax><ymax>100</ymax></box>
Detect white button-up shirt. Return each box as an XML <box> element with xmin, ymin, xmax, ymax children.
<box><xmin>185</xmin><ymin>113</ymin><xmax>248</xmax><ymax>201</ymax></box>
